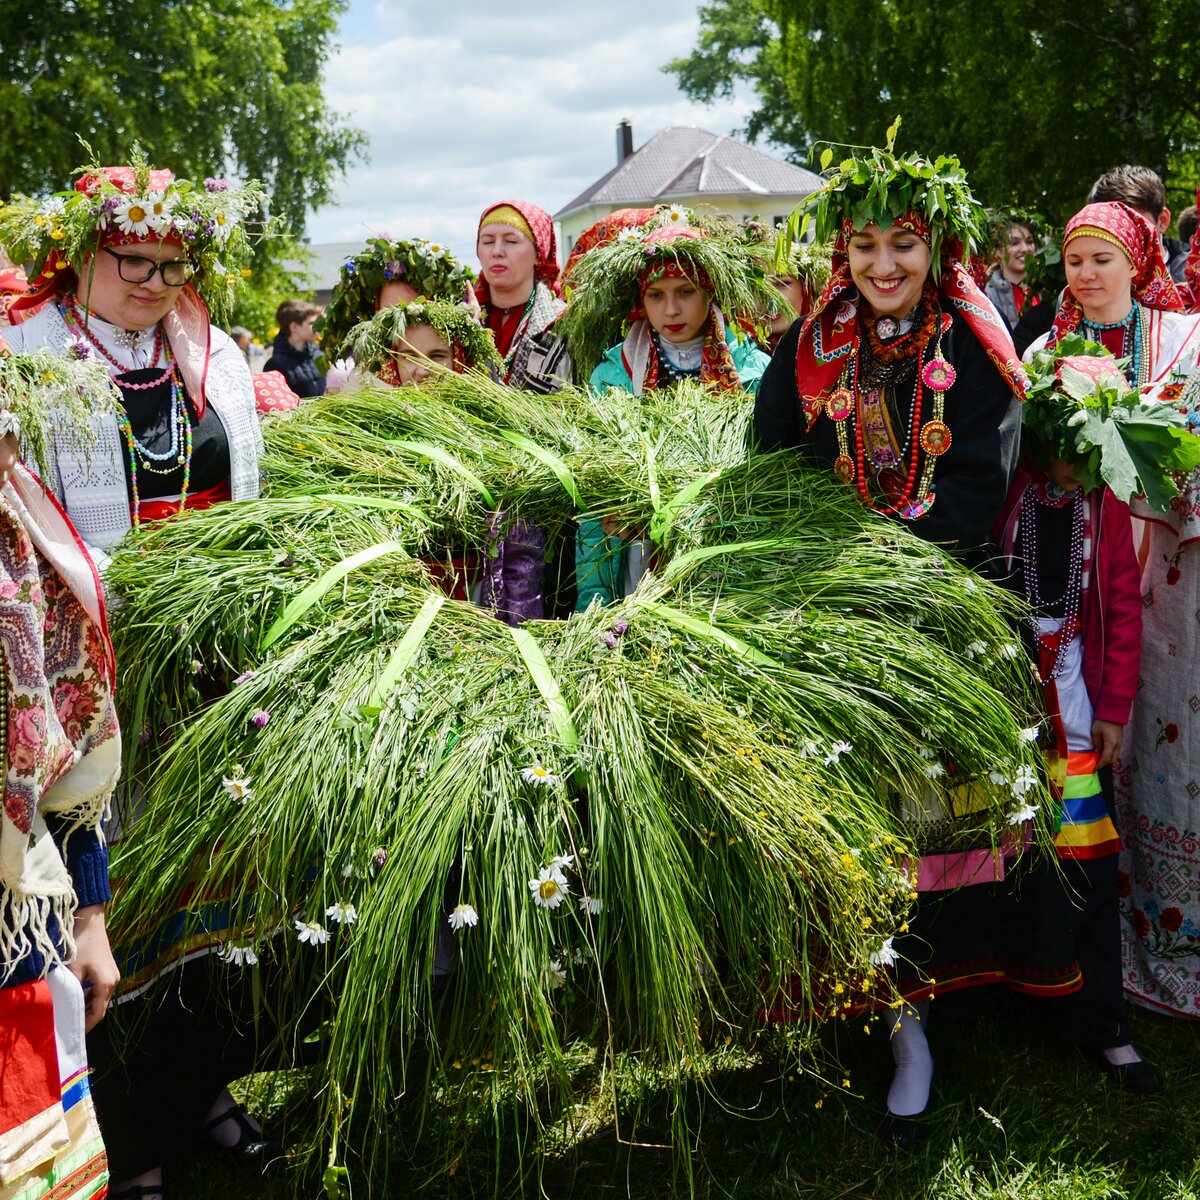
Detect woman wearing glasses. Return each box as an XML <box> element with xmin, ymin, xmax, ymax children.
<box><xmin>0</xmin><ymin>161</ymin><xmax>269</xmax><ymax>1200</ymax></box>
<box><xmin>0</xmin><ymin>161</ymin><xmax>262</xmax><ymax>573</ymax></box>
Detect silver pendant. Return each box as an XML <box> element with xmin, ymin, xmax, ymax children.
<box><xmin>875</xmin><ymin>316</ymin><xmax>900</xmax><ymax>339</ymax></box>
<box><xmin>113</xmin><ymin>326</ymin><xmax>152</xmax><ymax>350</ymax></box>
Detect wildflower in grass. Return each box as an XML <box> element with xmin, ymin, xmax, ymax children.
<box><xmin>548</xmin><ymin>853</ymin><xmax>574</xmax><ymax>881</ymax></box>
<box><xmin>221</xmin><ymin>774</ymin><xmax>253</xmax><ymax>804</ymax></box>
<box><xmin>988</xmin><ymin>770</ymin><xmax>1009</xmax><ymax>787</ymax></box>
<box><xmin>448</xmin><ymin>904</ymin><xmax>479</xmax><ymax>931</ymax></box>
<box><xmin>798</xmin><ymin>739</ymin><xmax>819</xmax><ymax>758</ymax></box>
<box><xmin>325</xmin><ymin>902</ymin><xmax>357</xmax><ymax>926</ymax></box>
<box><xmin>1011</xmin><ymin>764</ymin><xmax>1037</xmax><ymax>798</ymax></box>
<box><xmin>578</xmin><ymin>895</ymin><xmax>603</xmax><ymax>916</ymax></box>
<box><xmin>521</xmin><ymin>763</ymin><xmax>556</xmax><ymax>787</ymax></box>
<box><xmin>529</xmin><ymin>866</ymin><xmax>569</xmax><ymax>908</ymax></box>
<box><xmin>1019</xmin><ymin>725</ymin><xmax>1040</xmax><ymax>744</ymax></box>
<box><xmin>546</xmin><ymin>960</ymin><xmax>567</xmax><ymax>990</ymax></box>
<box><xmin>249</xmin><ymin>710</ymin><xmax>270</xmax><ymax>729</ymax></box>
<box><xmin>371</xmin><ymin>846</ymin><xmax>388</xmax><ymax>871</ymax></box>
<box><xmin>823</xmin><ymin>740</ymin><xmax>852</xmax><ymax>766</ymax></box>
<box><xmin>217</xmin><ymin>943</ymin><xmax>258</xmax><ymax>967</ymax></box>
<box><xmin>999</xmin><ymin>643</ymin><xmax>1021</xmax><ymax>659</ymax></box>
<box><xmin>233</xmin><ymin>669</ymin><xmax>254</xmax><ymax>686</ymax></box>
<box><xmin>917</xmin><ymin>745</ymin><xmax>938</xmax><ymax>760</ymax></box>
<box><xmin>1007</xmin><ymin>803</ymin><xmax>1038</xmax><ymax>824</ymax></box>
<box><xmin>965</xmin><ymin>639</ymin><xmax>987</xmax><ymax>659</ymax></box>
<box><xmin>294</xmin><ymin>918</ymin><xmax>329</xmax><ymax>946</ymax></box>
<box><xmin>922</xmin><ymin>762</ymin><xmax>946</xmax><ymax>780</ymax></box>
<box><xmin>869</xmin><ymin>937</ymin><xmax>898</xmax><ymax>967</ymax></box>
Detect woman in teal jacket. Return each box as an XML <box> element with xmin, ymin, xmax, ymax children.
<box><xmin>560</xmin><ymin>220</ymin><xmax>777</xmax><ymax>607</ymax></box>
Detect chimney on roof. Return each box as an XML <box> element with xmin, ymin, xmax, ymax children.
<box><xmin>616</xmin><ymin>120</ymin><xmax>634</xmax><ymax>165</ymax></box>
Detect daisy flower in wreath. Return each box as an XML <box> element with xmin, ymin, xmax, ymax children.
<box><xmin>144</xmin><ymin>189</ymin><xmax>175</xmax><ymax>234</ymax></box>
<box><xmin>529</xmin><ymin>865</ymin><xmax>570</xmax><ymax>909</ymax></box>
<box><xmin>114</xmin><ymin>194</ymin><xmax>152</xmax><ymax>237</ymax></box>
<box><xmin>521</xmin><ymin>763</ymin><xmax>557</xmax><ymax>787</ymax></box>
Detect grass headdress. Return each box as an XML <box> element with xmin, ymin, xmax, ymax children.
<box><xmin>317</xmin><ymin>236</ymin><xmax>475</xmax><ymax>359</ymax></box>
<box><xmin>0</xmin><ymin>146</ymin><xmax>266</xmax><ymax>326</ymax></box>
<box><xmin>1022</xmin><ymin>334</ymin><xmax>1200</xmax><ymax>510</ymax></box>
<box><xmin>558</xmin><ymin>222</ymin><xmax>778</xmax><ymax>379</ymax></box>
<box><xmin>345</xmin><ymin>300</ymin><xmax>500</xmax><ymax>378</ymax></box>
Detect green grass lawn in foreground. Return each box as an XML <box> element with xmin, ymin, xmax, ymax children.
<box><xmin>169</xmin><ymin>999</ymin><xmax>1200</xmax><ymax>1199</ymax></box>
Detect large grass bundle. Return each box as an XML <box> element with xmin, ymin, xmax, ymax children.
<box><xmin>104</xmin><ymin>380</ymin><xmax>1046</xmax><ymax>1185</ymax></box>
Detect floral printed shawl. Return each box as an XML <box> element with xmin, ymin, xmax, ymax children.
<box><xmin>794</xmin><ymin>211</ymin><xmax>1026</xmax><ymax>421</ymax></box>
<box><xmin>0</xmin><ymin>464</ymin><xmax>120</xmax><ymax>974</ymax></box>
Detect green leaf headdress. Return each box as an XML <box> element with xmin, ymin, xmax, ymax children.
<box><xmin>778</xmin><ymin>117</ymin><xmax>987</xmax><ymax>278</ymax></box>
<box><xmin>345</xmin><ymin>300</ymin><xmax>500</xmax><ymax>378</ymax></box>
<box><xmin>316</xmin><ymin>237</ymin><xmax>475</xmax><ymax>360</ymax></box>
<box><xmin>1022</xmin><ymin>334</ymin><xmax>1200</xmax><ymax>512</ymax></box>
<box><xmin>0</xmin><ymin>145</ymin><xmax>268</xmax><ymax>326</ymax></box>
<box><xmin>557</xmin><ymin>222</ymin><xmax>779</xmax><ymax>379</ymax></box>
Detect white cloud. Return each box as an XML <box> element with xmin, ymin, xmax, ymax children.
<box><xmin>308</xmin><ymin>0</ymin><xmax>763</xmax><ymax>262</ymax></box>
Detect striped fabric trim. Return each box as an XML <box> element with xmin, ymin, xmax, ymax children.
<box><xmin>1053</xmin><ymin>754</ymin><xmax>1121</xmax><ymax>859</ymax></box>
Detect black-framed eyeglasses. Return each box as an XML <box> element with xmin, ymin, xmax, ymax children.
<box><xmin>102</xmin><ymin>246</ymin><xmax>193</xmax><ymax>287</ymax></box>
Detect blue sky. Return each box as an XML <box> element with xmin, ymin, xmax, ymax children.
<box><xmin>308</xmin><ymin>0</ymin><xmax>762</xmax><ymax>261</ymax></box>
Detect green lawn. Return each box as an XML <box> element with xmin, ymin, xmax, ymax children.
<box><xmin>171</xmin><ymin>1000</ymin><xmax>1199</xmax><ymax>1199</ymax></box>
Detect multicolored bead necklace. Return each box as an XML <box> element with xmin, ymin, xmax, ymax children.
<box><xmin>60</xmin><ymin>297</ymin><xmax>194</xmax><ymax>528</ymax></box>
<box><xmin>826</xmin><ymin>306</ymin><xmax>954</xmax><ymax>518</ymax></box>
<box><xmin>1080</xmin><ymin>302</ymin><xmax>1150</xmax><ymax>389</ymax></box>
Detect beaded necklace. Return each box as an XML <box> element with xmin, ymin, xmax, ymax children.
<box><xmin>1080</xmin><ymin>302</ymin><xmax>1150</xmax><ymax>389</ymax></box>
<box><xmin>59</xmin><ymin>297</ymin><xmax>194</xmax><ymax>528</ymax></box>
<box><xmin>826</xmin><ymin>304</ymin><xmax>954</xmax><ymax>518</ymax></box>
<box><xmin>1019</xmin><ymin>483</ymin><xmax>1084</xmax><ymax>681</ymax></box>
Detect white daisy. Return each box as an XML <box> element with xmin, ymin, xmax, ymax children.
<box><xmin>616</xmin><ymin>227</ymin><xmax>642</xmax><ymax>242</ymax></box>
<box><xmin>868</xmin><ymin>936</ymin><xmax>898</xmax><ymax>967</ymax></box>
<box><xmin>325</xmin><ymin>902</ymin><xmax>357</xmax><ymax>926</ymax></box>
<box><xmin>1011</xmin><ymin>764</ymin><xmax>1037</xmax><ymax>798</ymax></box>
<box><xmin>39</xmin><ymin>197</ymin><xmax>67</xmax><ymax>218</ymax></box>
<box><xmin>529</xmin><ymin>866</ymin><xmax>569</xmax><ymax>909</ymax></box>
<box><xmin>426</xmin><ymin>242</ymin><xmax>448</xmax><ymax>260</ymax></box>
<box><xmin>1007</xmin><ymin>803</ymin><xmax>1038</xmax><ymax>824</ymax></box>
<box><xmin>521</xmin><ymin>764</ymin><xmax>557</xmax><ymax>787</ymax></box>
<box><xmin>294</xmin><ymin>917</ymin><xmax>329</xmax><ymax>946</ymax></box>
<box><xmin>114</xmin><ymin>195</ymin><xmax>153</xmax><ymax>237</ymax></box>
<box><xmin>665</xmin><ymin>205</ymin><xmax>690</xmax><ymax>224</ymax></box>
<box><xmin>578</xmin><ymin>895</ymin><xmax>603</xmax><ymax>916</ymax></box>
<box><xmin>221</xmin><ymin>775</ymin><xmax>253</xmax><ymax>804</ymax></box>
<box><xmin>548</xmin><ymin>853</ymin><xmax>575</xmax><ymax>881</ymax></box>
<box><xmin>922</xmin><ymin>762</ymin><xmax>946</xmax><ymax>780</ymax></box>
<box><xmin>210</xmin><ymin>207</ymin><xmax>234</xmax><ymax>244</ymax></box>
<box><xmin>217</xmin><ymin>942</ymin><xmax>259</xmax><ymax>967</ymax></box>
<box><xmin>144</xmin><ymin>190</ymin><xmax>174</xmax><ymax>234</ymax></box>
<box><xmin>448</xmin><ymin>904</ymin><xmax>479</xmax><ymax>931</ymax></box>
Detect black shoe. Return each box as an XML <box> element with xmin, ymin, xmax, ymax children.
<box><xmin>1094</xmin><ymin>1054</ymin><xmax>1164</xmax><ymax>1095</ymax></box>
<box><xmin>879</xmin><ymin>1105</ymin><xmax>931</xmax><ymax>1150</ymax></box>
<box><xmin>202</xmin><ymin>1104</ymin><xmax>286</xmax><ymax>1171</ymax></box>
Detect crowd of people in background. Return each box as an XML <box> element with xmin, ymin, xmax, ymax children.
<box><xmin>0</xmin><ymin>139</ymin><xmax>1198</xmax><ymax>1200</ymax></box>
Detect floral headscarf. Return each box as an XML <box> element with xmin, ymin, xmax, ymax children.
<box><xmin>563</xmin><ymin>207</ymin><xmax>655</xmax><ymax>280</ymax></box>
<box><xmin>475</xmin><ymin>199</ymin><xmax>560</xmax><ymax>302</ymax></box>
<box><xmin>1049</xmin><ymin>201</ymin><xmax>1184</xmax><ymax>342</ymax></box>
<box><xmin>794</xmin><ymin>212</ymin><xmax>1026</xmax><ymax>414</ymax></box>
<box><xmin>1185</xmin><ymin>185</ymin><xmax>1200</xmax><ymax>314</ymax></box>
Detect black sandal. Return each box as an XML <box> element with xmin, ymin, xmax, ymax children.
<box><xmin>202</xmin><ymin>1103</ymin><xmax>285</xmax><ymax>1171</ymax></box>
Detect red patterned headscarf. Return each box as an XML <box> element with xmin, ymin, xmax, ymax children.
<box><xmin>1049</xmin><ymin>201</ymin><xmax>1184</xmax><ymax>342</ymax></box>
<box><xmin>563</xmin><ymin>207</ymin><xmax>655</xmax><ymax>281</ymax></box>
<box><xmin>794</xmin><ymin>212</ymin><xmax>1026</xmax><ymax>417</ymax></box>
<box><xmin>1184</xmin><ymin>185</ymin><xmax>1200</xmax><ymax>314</ymax></box>
<box><xmin>475</xmin><ymin>199</ymin><xmax>560</xmax><ymax>302</ymax></box>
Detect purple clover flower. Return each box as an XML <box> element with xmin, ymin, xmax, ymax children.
<box><xmin>233</xmin><ymin>669</ymin><xmax>255</xmax><ymax>686</ymax></box>
<box><xmin>601</xmin><ymin>632</ymin><xmax>618</xmax><ymax>649</ymax></box>
<box><xmin>249</xmin><ymin>710</ymin><xmax>271</xmax><ymax>729</ymax></box>
<box><xmin>611</xmin><ymin>619</ymin><xmax>629</xmax><ymax>637</ymax></box>
<box><xmin>204</xmin><ymin>178</ymin><xmax>230</xmax><ymax>192</ymax></box>
<box><xmin>68</xmin><ymin>342</ymin><xmax>91</xmax><ymax>361</ymax></box>
<box><xmin>371</xmin><ymin>847</ymin><xmax>388</xmax><ymax>871</ymax></box>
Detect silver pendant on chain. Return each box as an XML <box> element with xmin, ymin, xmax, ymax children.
<box><xmin>113</xmin><ymin>326</ymin><xmax>151</xmax><ymax>351</ymax></box>
<box><xmin>875</xmin><ymin>316</ymin><xmax>900</xmax><ymax>339</ymax></box>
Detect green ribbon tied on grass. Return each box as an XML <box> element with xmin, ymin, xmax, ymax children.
<box><xmin>631</xmin><ymin>598</ymin><xmax>781</xmax><ymax>668</ymax></box>
<box><xmin>510</xmin><ymin>626</ymin><xmax>579</xmax><ymax>751</ymax></box>
<box><xmin>496</xmin><ymin>429</ymin><xmax>582</xmax><ymax>507</ymax></box>
<box><xmin>386</xmin><ymin>439</ymin><xmax>496</xmax><ymax>509</ymax></box>
<box><xmin>360</xmin><ymin>594</ymin><xmax>446</xmax><ymax>717</ymax></box>
<box><xmin>261</xmin><ymin>540</ymin><xmax>410</xmax><ymax>651</ymax></box>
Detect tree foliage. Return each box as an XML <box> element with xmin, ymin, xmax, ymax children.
<box><xmin>668</xmin><ymin>1</ymin><xmax>1200</xmax><ymax>225</ymax></box>
<box><xmin>0</xmin><ymin>0</ymin><xmax>365</xmax><ymax>238</ymax></box>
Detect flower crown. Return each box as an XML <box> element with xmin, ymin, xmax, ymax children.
<box><xmin>558</xmin><ymin>221</ymin><xmax>778</xmax><ymax>379</ymax></box>
<box><xmin>317</xmin><ymin>236</ymin><xmax>475</xmax><ymax>359</ymax></box>
<box><xmin>345</xmin><ymin>299</ymin><xmax>500</xmax><ymax>378</ymax></box>
<box><xmin>1022</xmin><ymin>334</ymin><xmax>1200</xmax><ymax>511</ymax></box>
<box><xmin>779</xmin><ymin>117</ymin><xmax>986</xmax><ymax>277</ymax></box>
<box><xmin>0</xmin><ymin>147</ymin><xmax>267</xmax><ymax>325</ymax></box>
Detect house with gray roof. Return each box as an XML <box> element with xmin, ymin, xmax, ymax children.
<box><xmin>555</xmin><ymin>122</ymin><xmax>823</xmax><ymax>255</ymax></box>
